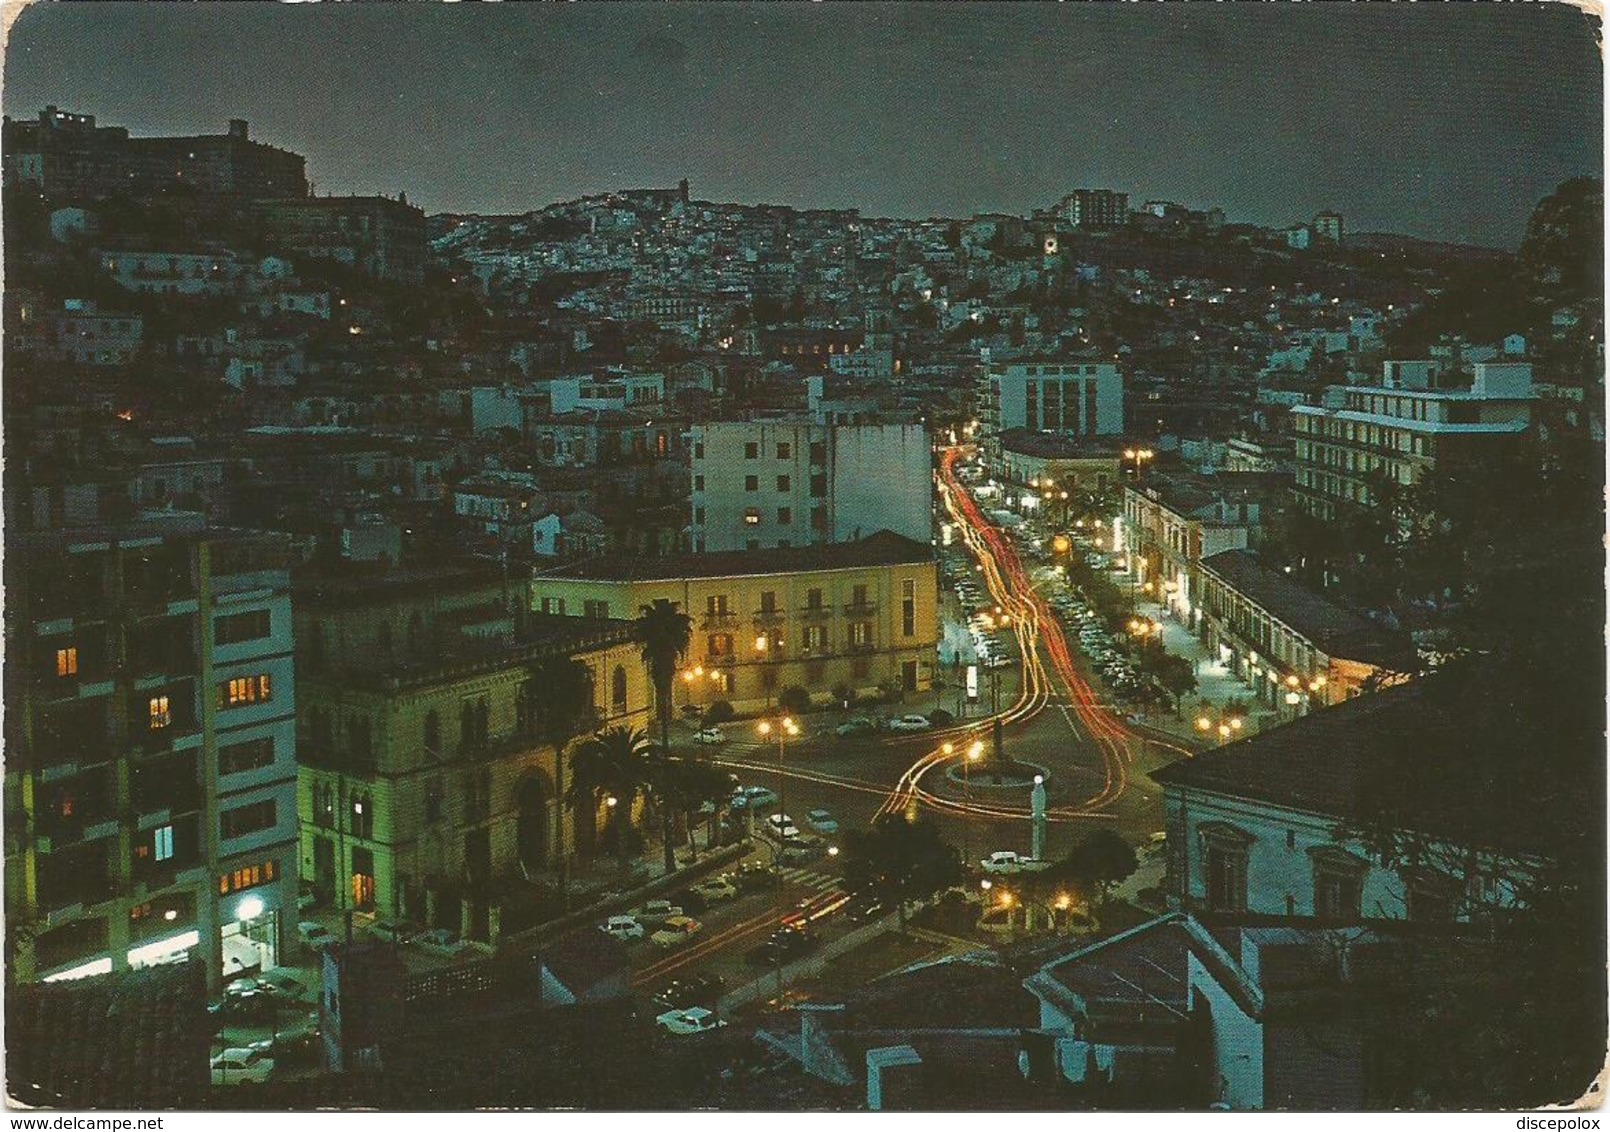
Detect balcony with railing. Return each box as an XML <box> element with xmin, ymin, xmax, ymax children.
<box><xmin>844</xmin><ymin>600</ymin><xmax>877</xmax><ymax>616</ymax></box>
<box><xmin>701</xmin><ymin>611</ymin><xmax>740</xmax><ymax>630</ymax></box>
<box><xmin>798</xmin><ymin>605</ymin><xmax>834</xmax><ymax>622</ymax></box>
<box><xmin>752</xmin><ymin>608</ymin><xmax>786</xmax><ymax>626</ymax></box>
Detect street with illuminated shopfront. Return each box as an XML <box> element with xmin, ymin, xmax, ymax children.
<box><xmin>611</xmin><ymin>445</ymin><xmax>1201</xmax><ymax>1005</ymax></box>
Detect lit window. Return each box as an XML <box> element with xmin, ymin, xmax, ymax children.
<box><xmin>744</xmin><ymin>509</ymin><xmax>762</xmax><ymax>525</ymax></box>
<box><xmin>149</xmin><ymin>696</ymin><xmax>172</xmax><ymax>730</ymax></box>
<box><xmin>56</xmin><ymin>647</ymin><xmax>78</xmax><ymax>677</ymax></box>
<box><xmin>154</xmin><ymin>825</ymin><xmax>174</xmax><ymax>862</ymax></box>
<box><xmin>222</xmin><ymin>674</ymin><xmax>273</xmax><ymax>708</ymax></box>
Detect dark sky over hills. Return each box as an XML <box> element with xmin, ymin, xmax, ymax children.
<box><xmin>4</xmin><ymin>3</ymin><xmax>1601</xmax><ymax>247</ymax></box>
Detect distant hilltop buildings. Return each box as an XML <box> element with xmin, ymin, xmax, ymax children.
<box><xmin>2</xmin><ymin>107</ymin><xmax>425</xmax><ymax>285</ymax></box>
<box><xmin>2</xmin><ymin>106</ymin><xmax>307</xmax><ymax>208</ymax></box>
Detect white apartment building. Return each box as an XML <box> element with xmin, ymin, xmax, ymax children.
<box><xmin>548</xmin><ymin>370</ymin><xmax>665</xmax><ymax>415</ymax></box>
<box><xmin>689</xmin><ymin>421</ymin><xmax>932</xmax><ymax>552</ymax></box>
<box><xmin>977</xmin><ymin>359</ymin><xmax>1124</xmax><ymax>468</ymax></box>
<box><xmin>1290</xmin><ymin>361</ymin><xmax>1534</xmax><ymax>520</ymax></box>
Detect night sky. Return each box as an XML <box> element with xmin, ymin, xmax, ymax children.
<box><xmin>4</xmin><ymin>2</ymin><xmax>1601</xmax><ymax>247</ymax></box>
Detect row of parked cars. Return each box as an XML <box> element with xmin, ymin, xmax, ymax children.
<box><xmin>297</xmin><ymin>917</ymin><xmax>477</xmax><ymax>958</ymax></box>
<box><xmin>1049</xmin><ymin>591</ymin><xmax>1147</xmax><ymax>701</ymax></box>
<box><xmin>208</xmin><ymin>972</ymin><xmax>323</xmax><ymax>1086</ymax></box>
<box><xmin>952</xmin><ymin>578</ymin><xmax>1017</xmax><ymax>669</ymax></box>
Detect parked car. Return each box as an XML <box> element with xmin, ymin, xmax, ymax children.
<box><xmin>222</xmin><ymin>976</ymin><xmax>263</xmax><ymax>998</ymax></box>
<box><xmin>835</xmin><ymin>716</ymin><xmax>877</xmax><ymax>738</ymax></box>
<box><xmin>887</xmin><ymin>714</ymin><xmax>932</xmax><ymax>732</ymax></box>
<box><xmin>208</xmin><ymin>990</ymin><xmax>275</xmax><ymax>1025</ymax></box>
<box><xmin>636</xmin><ymin>899</ymin><xmax>683</xmax><ymax>927</ymax></box>
<box><xmin>413</xmin><ymin>928</ymin><xmax>472</xmax><ymax>957</ymax></box>
<box><xmin>806</xmin><ymin>809</ymin><xmax>839</xmax><ymax>834</ymax></box>
<box><xmin>764</xmin><ymin>813</ymin><xmax>801</xmax><ymax>841</ymax></box>
<box><xmin>693</xmin><ymin>727</ymin><xmax>727</xmax><ymax>746</ymax></box>
<box><xmin>650</xmin><ymin>915</ymin><xmax>703</xmax><ymax>948</ymax></box>
<box><xmin>297</xmin><ymin>921</ymin><xmax>334</xmax><ymax>950</ymax></box>
<box><xmin>211</xmin><ymin>1048</ymin><xmax>275</xmax><ymax>1085</ymax></box>
<box><xmin>259</xmin><ymin>972</ymin><xmax>310</xmax><ymax>1003</ymax></box>
<box><xmin>652</xmin><ymin>973</ymin><xmax>726</xmax><ymax>1012</ymax></box>
<box><xmin>980</xmin><ymin>850</ymin><xmax>1052</xmax><ymax>875</ymax></box>
<box><xmin>249</xmin><ymin>1013</ymin><xmax>321</xmax><ymax>1064</ymax></box>
<box><xmin>655</xmin><ymin>1006</ymin><xmax>727</xmax><ymax>1036</ymax></box>
<box><xmin>734</xmin><ymin>861</ymin><xmax>778</xmax><ymax>891</ymax></box>
<box><xmin>600</xmin><ymin>915</ymin><xmax>646</xmax><ymax>942</ymax></box>
<box><xmin>368</xmin><ymin>919</ymin><xmax>419</xmax><ymax>945</ymax></box>
<box><xmin>730</xmin><ymin>785</ymin><xmax>779</xmax><ymax>810</ymax></box>
<box><xmin>691</xmin><ymin>875</ymin><xmax>739</xmax><ymax>903</ymax></box>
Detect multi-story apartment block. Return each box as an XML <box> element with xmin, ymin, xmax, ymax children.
<box><xmin>293</xmin><ymin>564</ymin><xmax>650</xmax><ymax>935</ymax></box>
<box><xmin>1290</xmin><ymin>361</ymin><xmax>1534</xmax><ymax>520</ymax></box>
<box><xmin>978</xmin><ymin>360</ymin><xmax>1124</xmax><ymax>469</ymax></box>
<box><xmin>4</xmin><ymin>517</ymin><xmax>297</xmax><ymax>992</ymax></box>
<box><xmin>530</xmin><ymin>532</ymin><xmax>939</xmax><ymax>715</ymax></box>
<box><xmin>1056</xmin><ymin>189</ymin><xmax>1129</xmax><ymax>229</ymax></box>
<box><xmin>2</xmin><ymin>109</ymin><xmax>307</xmax><ymax>208</ymax></box>
<box><xmin>689</xmin><ymin>421</ymin><xmax>931</xmax><ymax>553</ymax></box>
<box><xmin>257</xmin><ymin>194</ymin><xmax>427</xmax><ymax>285</ymax></box>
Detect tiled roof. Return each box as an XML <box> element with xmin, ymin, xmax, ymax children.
<box><xmin>534</xmin><ymin>529</ymin><xmax>934</xmax><ymax>583</ymax></box>
<box><xmin>1199</xmin><ymin>549</ymin><xmax>1416</xmax><ymax>668</ymax></box>
<box><xmin>1150</xmin><ymin>670</ymin><xmax>1566</xmax><ymax>855</ymax></box>
<box><xmin>6</xmin><ymin>960</ymin><xmax>211</xmax><ymax>1109</ymax></box>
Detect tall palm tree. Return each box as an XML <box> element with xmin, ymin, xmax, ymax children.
<box><xmin>569</xmin><ymin>726</ymin><xmax>652</xmax><ymax>868</ymax></box>
<box><xmin>635</xmin><ymin>599</ymin><xmax>693</xmax><ymax>872</ymax></box>
<box><xmin>527</xmin><ymin>655</ymin><xmax>598</xmax><ymax>901</ymax></box>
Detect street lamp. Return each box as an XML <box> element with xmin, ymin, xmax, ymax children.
<box><xmin>681</xmin><ymin>664</ymin><xmax>708</xmax><ymax>716</ymax></box>
<box><xmin>1194</xmin><ymin>711</ymin><xmax>1246</xmax><ymax>742</ymax></box>
<box><xmin>756</xmin><ymin>714</ymin><xmax>800</xmax><ymax>994</ymax></box>
<box><xmin>961</xmin><ymin>740</ymin><xmax>984</xmax><ymax>864</ymax></box>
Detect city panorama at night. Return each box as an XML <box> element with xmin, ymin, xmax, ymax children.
<box><xmin>1</xmin><ymin>2</ymin><xmax>1604</xmax><ymax>1117</ymax></box>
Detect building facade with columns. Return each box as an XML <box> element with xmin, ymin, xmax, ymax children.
<box><xmin>292</xmin><ymin>563</ymin><xmax>650</xmax><ymax>940</ymax></box>
<box><xmin>530</xmin><ymin>531</ymin><xmax>939</xmax><ymax>716</ymax></box>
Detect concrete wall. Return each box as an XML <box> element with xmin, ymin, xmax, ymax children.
<box><xmin>1187</xmin><ymin>950</ymin><xmax>1263</xmax><ymax>1109</ymax></box>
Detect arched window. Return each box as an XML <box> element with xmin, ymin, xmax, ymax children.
<box><xmin>315</xmin><ymin>782</ymin><xmax>335</xmax><ymax>827</ymax></box>
<box><xmin>612</xmin><ymin>666</ymin><xmax>628</xmax><ymax>714</ymax></box>
<box><xmin>423</xmin><ymin>710</ymin><xmax>440</xmax><ymax>757</ymax></box>
<box><xmin>350</xmin><ymin>791</ymin><xmax>373</xmax><ymax>839</ymax></box>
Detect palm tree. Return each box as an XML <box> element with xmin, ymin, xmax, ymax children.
<box><xmin>635</xmin><ymin>598</ymin><xmax>693</xmax><ymax>872</ymax></box>
<box><xmin>664</xmin><ymin>757</ymin><xmax>738</xmax><ymax>857</ymax></box>
<box><xmin>569</xmin><ymin>726</ymin><xmax>652</xmax><ymax>868</ymax></box>
<box><xmin>526</xmin><ymin>655</ymin><xmax>598</xmax><ymax>902</ymax></box>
